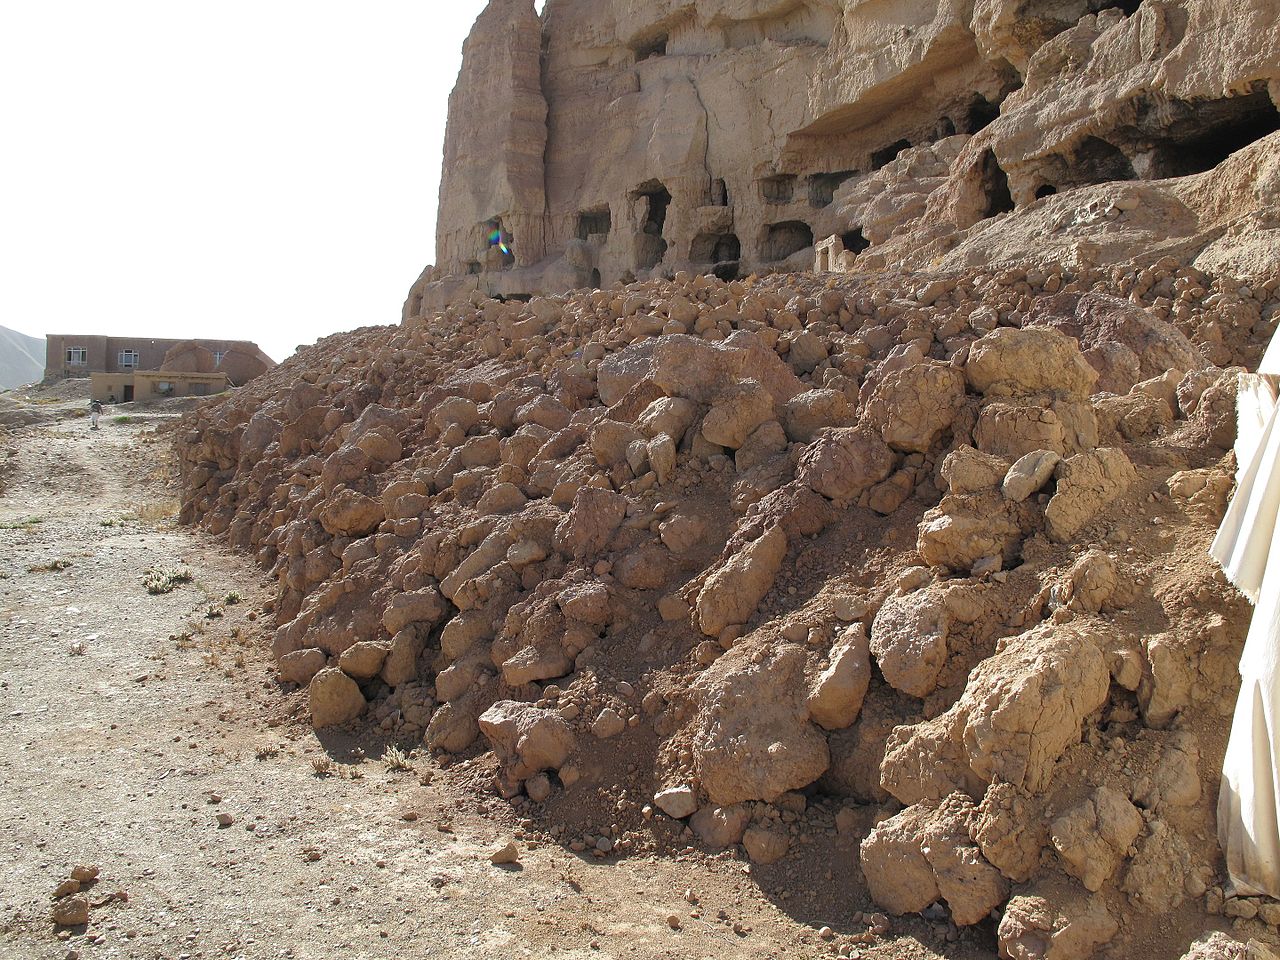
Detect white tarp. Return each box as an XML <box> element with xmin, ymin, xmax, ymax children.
<box><xmin>1213</xmin><ymin>333</ymin><xmax>1280</xmax><ymax>897</ymax></box>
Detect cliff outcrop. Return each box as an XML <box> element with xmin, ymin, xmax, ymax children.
<box><xmin>405</xmin><ymin>0</ymin><xmax>1280</xmax><ymax>313</ymax></box>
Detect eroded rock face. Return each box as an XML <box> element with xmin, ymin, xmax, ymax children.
<box><xmin>410</xmin><ymin>0</ymin><xmax>1280</xmax><ymax>309</ymax></box>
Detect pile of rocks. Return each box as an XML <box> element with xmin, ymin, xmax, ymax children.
<box><xmin>176</xmin><ymin>257</ymin><xmax>1280</xmax><ymax>959</ymax></box>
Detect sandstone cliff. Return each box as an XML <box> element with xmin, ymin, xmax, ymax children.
<box><xmin>405</xmin><ymin>0</ymin><xmax>1280</xmax><ymax>313</ymax></box>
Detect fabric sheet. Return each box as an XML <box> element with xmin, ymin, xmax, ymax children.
<box><xmin>1214</xmin><ymin>340</ymin><xmax>1280</xmax><ymax>897</ymax></box>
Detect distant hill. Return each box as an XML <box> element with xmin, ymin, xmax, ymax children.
<box><xmin>0</xmin><ymin>326</ymin><xmax>45</xmax><ymax>389</ymax></box>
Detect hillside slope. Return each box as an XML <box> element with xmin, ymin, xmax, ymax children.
<box><xmin>0</xmin><ymin>325</ymin><xmax>44</xmax><ymax>389</ymax></box>
<box><xmin>176</xmin><ymin>250</ymin><xmax>1280</xmax><ymax>960</ymax></box>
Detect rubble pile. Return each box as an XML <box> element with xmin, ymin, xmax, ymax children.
<box><xmin>177</xmin><ymin>257</ymin><xmax>1280</xmax><ymax>959</ymax></box>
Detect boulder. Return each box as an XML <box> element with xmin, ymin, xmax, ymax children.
<box><xmin>860</xmin><ymin>794</ymin><xmax>1007</xmax><ymax>926</ymax></box>
<box><xmin>383</xmin><ymin>587</ymin><xmax>446</xmax><ymax>636</ymax></box>
<box><xmin>690</xmin><ymin>644</ymin><xmax>830</xmax><ymax>805</ymax></box>
<box><xmin>338</xmin><ymin>640</ymin><xmax>390</xmax><ymax>679</ymax></box>
<box><xmin>654</xmin><ymin>786</ymin><xmax>699</xmax><ymax>819</ymax></box>
<box><xmin>881</xmin><ymin>623</ymin><xmax>1110</xmax><ymax>803</ymax></box>
<box><xmin>1002</xmin><ymin>449</ymin><xmax>1060</xmax><ymax>502</ymax></box>
<box><xmin>1050</xmin><ymin>787</ymin><xmax>1144</xmax><ymax>892</ymax></box>
<box><xmin>278</xmin><ymin>647</ymin><xmax>327</xmax><ymax>686</ymax></box>
<box><xmin>1045</xmin><ymin>449</ymin><xmax>1136</xmax><ymax>543</ymax></box>
<box><xmin>309</xmin><ymin>668</ymin><xmax>367</xmax><ymax>728</ymax></box>
<box><xmin>997</xmin><ymin>895</ymin><xmax>1119</xmax><ymax>960</ymax></box>
<box><xmin>783</xmin><ymin>389</ymin><xmax>853</xmax><ymax>442</ymax></box>
<box><xmin>870</xmin><ymin>588</ymin><xmax>950</xmax><ymax>699</ymax></box>
<box><xmin>743</xmin><ymin>825</ymin><xmax>791</xmax><ymax>865</ymax></box>
<box><xmin>941</xmin><ymin>445</ymin><xmax>1010</xmax><ymax>495</ymax></box>
<box><xmin>798</xmin><ymin>427</ymin><xmax>896</xmax><ymax>502</ymax></box>
<box><xmin>806</xmin><ymin>624</ymin><xmax>872</xmax><ymax>730</ymax></box>
<box><xmin>702</xmin><ymin>380</ymin><xmax>775</xmax><ymax>450</ymax></box>
<box><xmin>966</xmin><ymin>327</ymin><xmax>1097</xmax><ymax>399</ymax></box>
<box><xmin>554</xmin><ymin>487</ymin><xmax>627</xmax><ymax>559</ymax></box>
<box><xmin>319</xmin><ymin>489</ymin><xmax>384</xmax><ymax>538</ymax></box>
<box><xmin>863</xmin><ymin>360</ymin><xmax>967</xmax><ymax>453</ymax></box>
<box><xmin>696</xmin><ymin>525</ymin><xmax>788</xmax><ymax>637</ymax></box>
<box><xmin>691</xmin><ymin>803</ymin><xmax>751</xmax><ymax>848</ymax></box>
<box><xmin>478</xmin><ymin>700</ymin><xmax>575</xmax><ymax>782</ymax></box>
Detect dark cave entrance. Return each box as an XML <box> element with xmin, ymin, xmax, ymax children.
<box><xmin>1072</xmin><ymin>136</ymin><xmax>1137</xmax><ymax>186</ymax></box>
<box><xmin>633</xmin><ymin>181</ymin><xmax>671</xmax><ymax>270</ymax></box>
<box><xmin>577</xmin><ymin>207</ymin><xmax>612</xmax><ymax>241</ymax></box>
<box><xmin>809</xmin><ymin>171</ymin><xmax>858</xmax><ymax>208</ymax></box>
<box><xmin>761</xmin><ymin>174</ymin><xmax>797</xmax><ymax>204</ymax></box>
<box><xmin>633</xmin><ymin>34</ymin><xmax>668</xmax><ymax>61</ymax></box>
<box><xmin>842</xmin><ymin>228</ymin><xmax>870</xmax><ymax>255</ymax></box>
<box><xmin>764</xmin><ymin>221</ymin><xmax>814</xmax><ymax>261</ymax></box>
<box><xmin>1135</xmin><ymin>89</ymin><xmax>1280</xmax><ymax>178</ymax></box>
<box><xmin>590</xmin><ymin>269</ymin><xmax>602</xmax><ymax>289</ymax></box>
<box><xmin>871</xmin><ymin>139</ymin><xmax>912</xmax><ymax>170</ymax></box>
<box><xmin>980</xmin><ymin>150</ymin><xmax>1016</xmax><ymax>218</ymax></box>
<box><xmin>964</xmin><ymin>95</ymin><xmax>1002</xmax><ymax>134</ymax></box>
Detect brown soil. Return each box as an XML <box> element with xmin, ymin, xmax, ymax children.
<box><xmin>0</xmin><ymin>396</ymin><xmax>978</xmax><ymax>960</ymax></box>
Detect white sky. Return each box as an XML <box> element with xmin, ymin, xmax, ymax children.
<box><xmin>0</xmin><ymin>1</ymin><xmax>540</xmax><ymax>363</ymax></box>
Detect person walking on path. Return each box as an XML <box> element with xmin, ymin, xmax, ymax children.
<box><xmin>89</xmin><ymin>399</ymin><xmax>103</xmax><ymax>431</ymax></box>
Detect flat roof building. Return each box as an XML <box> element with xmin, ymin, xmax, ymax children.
<box><xmin>45</xmin><ymin>335</ymin><xmax>274</xmax><ymax>386</ymax></box>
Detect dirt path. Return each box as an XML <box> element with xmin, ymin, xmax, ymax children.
<box><xmin>0</xmin><ymin>406</ymin><xmax>964</xmax><ymax>960</ymax></box>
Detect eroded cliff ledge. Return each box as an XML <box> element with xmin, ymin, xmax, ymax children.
<box><xmin>406</xmin><ymin>0</ymin><xmax>1279</xmax><ymax>316</ymax></box>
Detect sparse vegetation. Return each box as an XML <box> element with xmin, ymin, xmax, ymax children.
<box><xmin>311</xmin><ymin>756</ymin><xmax>334</xmax><ymax>778</ymax></box>
<box><xmin>113</xmin><ymin>415</ymin><xmax>133</xmax><ymax>425</ymax></box>
<box><xmin>144</xmin><ymin>567</ymin><xmax>194</xmax><ymax>595</ymax></box>
<box><xmin>205</xmin><ymin>605</ymin><xmax>224</xmax><ymax>620</ymax></box>
<box><xmin>0</xmin><ymin>516</ymin><xmax>43</xmax><ymax>530</ymax></box>
<box><xmin>383</xmin><ymin>745</ymin><xmax>415</xmax><ymax>773</ymax></box>
<box><xmin>27</xmin><ymin>559</ymin><xmax>72</xmax><ymax>573</ymax></box>
<box><xmin>134</xmin><ymin>499</ymin><xmax>179</xmax><ymax>522</ymax></box>
<box><xmin>224</xmin><ymin>591</ymin><xmax>242</xmax><ymax>605</ymax></box>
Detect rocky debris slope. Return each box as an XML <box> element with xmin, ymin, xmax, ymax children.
<box><xmin>177</xmin><ymin>257</ymin><xmax>1280</xmax><ymax>959</ymax></box>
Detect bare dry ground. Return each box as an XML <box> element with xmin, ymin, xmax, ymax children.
<box><xmin>0</xmin><ymin>397</ymin><xmax>977</xmax><ymax>960</ymax></box>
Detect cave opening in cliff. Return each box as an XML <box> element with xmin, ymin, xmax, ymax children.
<box><xmin>1035</xmin><ymin>184</ymin><xmax>1058</xmax><ymax>200</ymax></box>
<box><xmin>871</xmin><ymin>139</ymin><xmax>912</xmax><ymax>170</ymax></box>
<box><xmin>761</xmin><ymin>175</ymin><xmax>797</xmax><ymax>204</ymax></box>
<box><xmin>711</xmin><ymin>179</ymin><xmax>729</xmax><ymax>206</ymax></box>
<box><xmin>1111</xmin><ymin>0</ymin><xmax>1142</xmax><ymax>15</ymax></box>
<box><xmin>1135</xmin><ymin>89</ymin><xmax>1280</xmax><ymax>178</ymax></box>
<box><xmin>577</xmin><ymin>208</ymin><xmax>612</xmax><ymax>241</ymax></box>
<box><xmin>809</xmin><ymin>171</ymin><xmax>858</xmax><ymax>208</ymax></box>
<box><xmin>841</xmin><ymin>228</ymin><xmax>870</xmax><ymax>255</ymax></box>
<box><xmin>467</xmin><ymin>261</ymin><xmax>482</xmax><ymax>275</ymax></box>
<box><xmin>980</xmin><ymin>150</ymin><xmax>1016</xmax><ymax>218</ymax></box>
<box><xmin>691</xmin><ymin>232</ymin><xmax>742</xmax><ymax>265</ymax></box>
<box><xmin>633</xmin><ymin>34</ymin><xmax>668</xmax><ymax>62</ymax></box>
<box><xmin>590</xmin><ymin>269</ymin><xmax>602</xmax><ymax>289</ymax></box>
<box><xmin>632</xmin><ymin>181</ymin><xmax>671</xmax><ymax>270</ymax></box>
<box><xmin>1071</xmin><ymin>136</ymin><xmax>1137</xmax><ymax>185</ymax></box>
<box><xmin>764</xmin><ymin>221</ymin><xmax>814</xmax><ymax>261</ymax></box>
<box><xmin>964</xmin><ymin>95</ymin><xmax>1001</xmax><ymax>134</ymax></box>
<box><xmin>483</xmin><ymin>218</ymin><xmax>517</xmax><ymax>269</ymax></box>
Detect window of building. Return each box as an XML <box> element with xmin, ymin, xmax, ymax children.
<box><xmin>66</xmin><ymin>347</ymin><xmax>87</xmax><ymax>366</ymax></box>
<box><xmin>213</xmin><ymin>351</ymin><xmax>225</xmax><ymax>367</ymax></box>
<box><xmin>119</xmin><ymin>349</ymin><xmax>140</xmax><ymax>368</ymax></box>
